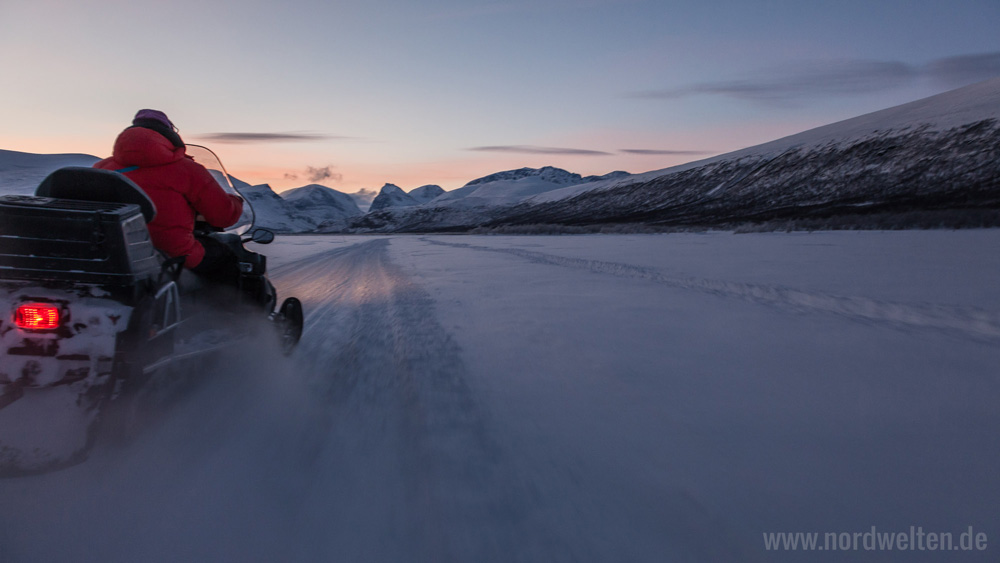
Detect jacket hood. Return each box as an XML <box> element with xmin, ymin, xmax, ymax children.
<box><xmin>111</xmin><ymin>126</ymin><xmax>186</xmax><ymax>168</ymax></box>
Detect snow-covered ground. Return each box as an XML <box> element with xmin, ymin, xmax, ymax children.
<box><xmin>1</xmin><ymin>231</ymin><xmax>998</xmax><ymax>562</ymax></box>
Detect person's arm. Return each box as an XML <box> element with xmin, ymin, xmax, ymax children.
<box><xmin>186</xmin><ymin>162</ymin><xmax>244</xmax><ymax>228</ymax></box>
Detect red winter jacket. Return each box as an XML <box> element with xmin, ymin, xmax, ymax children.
<box><xmin>94</xmin><ymin>127</ymin><xmax>244</xmax><ymax>268</ymax></box>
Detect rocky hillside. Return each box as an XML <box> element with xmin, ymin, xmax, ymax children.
<box><xmin>492</xmin><ymin>119</ymin><xmax>1000</xmax><ymax>230</ymax></box>
<box><xmin>341</xmin><ymin>78</ymin><xmax>1000</xmax><ymax>233</ymax></box>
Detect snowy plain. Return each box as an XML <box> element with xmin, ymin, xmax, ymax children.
<box><xmin>1</xmin><ymin>231</ymin><xmax>998</xmax><ymax>562</ymax></box>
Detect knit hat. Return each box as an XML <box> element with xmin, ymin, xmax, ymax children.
<box><xmin>133</xmin><ymin>109</ymin><xmax>175</xmax><ymax>130</ymax></box>
<box><xmin>132</xmin><ymin>109</ymin><xmax>184</xmax><ymax>148</ymax></box>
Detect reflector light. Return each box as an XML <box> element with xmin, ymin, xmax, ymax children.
<box><xmin>14</xmin><ymin>304</ymin><xmax>61</xmax><ymax>330</ymax></box>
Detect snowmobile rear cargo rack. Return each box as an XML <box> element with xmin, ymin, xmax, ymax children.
<box><xmin>0</xmin><ymin>169</ymin><xmax>162</xmax><ymax>286</ymax></box>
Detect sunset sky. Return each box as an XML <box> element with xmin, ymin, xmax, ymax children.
<box><xmin>1</xmin><ymin>0</ymin><xmax>998</xmax><ymax>193</ymax></box>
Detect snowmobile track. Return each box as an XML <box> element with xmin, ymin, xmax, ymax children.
<box><xmin>269</xmin><ymin>239</ymin><xmax>546</xmax><ymax>562</ymax></box>
<box><xmin>421</xmin><ymin>238</ymin><xmax>1000</xmax><ymax>343</ymax></box>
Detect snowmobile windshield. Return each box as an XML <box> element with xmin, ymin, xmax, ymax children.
<box><xmin>185</xmin><ymin>144</ymin><xmax>254</xmax><ymax>235</ymax></box>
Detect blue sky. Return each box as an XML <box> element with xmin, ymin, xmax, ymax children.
<box><xmin>1</xmin><ymin>0</ymin><xmax>998</xmax><ymax>191</ymax></box>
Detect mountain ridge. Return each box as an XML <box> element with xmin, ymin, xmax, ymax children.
<box><xmin>343</xmin><ymin>77</ymin><xmax>1000</xmax><ymax>232</ymax></box>
<box><xmin>3</xmin><ymin>78</ymin><xmax>999</xmax><ymax>232</ymax></box>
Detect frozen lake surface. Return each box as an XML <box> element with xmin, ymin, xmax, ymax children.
<box><xmin>1</xmin><ymin>231</ymin><xmax>998</xmax><ymax>562</ymax></box>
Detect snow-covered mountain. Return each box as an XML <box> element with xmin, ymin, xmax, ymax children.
<box><xmin>235</xmin><ymin>183</ymin><xmax>312</xmax><ymax>233</ymax></box>
<box><xmin>369</xmin><ymin>184</ymin><xmax>419</xmax><ymax>211</ymax></box>
<box><xmin>368</xmin><ymin>183</ymin><xmax>446</xmax><ymax>210</ymax></box>
<box><xmin>432</xmin><ymin>167</ymin><xmax>586</xmax><ymax>206</ymax></box>
<box><xmin>345</xmin><ymin>77</ymin><xmax>1000</xmax><ymax>233</ymax></box>
<box><xmin>408</xmin><ymin>184</ymin><xmax>444</xmax><ymax>204</ymax></box>
<box><xmin>283</xmin><ymin>184</ymin><xmax>362</xmax><ymax>219</ymax></box>
<box><xmin>0</xmin><ymin>150</ymin><xmax>99</xmax><ymax>195</ymax></box>
<box><xmin>344</xmin><ymin>167</ymin><xmax>630</xmax><ymax>232</ymax></box>
<box><xmin>363</xmin><ymin>168</ymin><xmax>600</xmax><ymax>220</ymax></box>
<box><xmin>497</xmin><ymin>78</ymin><xmax>1000</xmax><ymax>230</ymax></box>
<box><xmin>240</xmin><ymin>182</ymin><xmax>361</xmax><ymax>233</ymax></box>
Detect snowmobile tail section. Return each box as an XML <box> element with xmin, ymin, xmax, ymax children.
<box><xmin>0</xmin><ymin>170</ymin><xmax>173</xmax><ymax>475</ymax></box>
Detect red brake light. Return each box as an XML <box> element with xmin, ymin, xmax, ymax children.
<box><xmin>14</xmin><ymin>303</ymin><xmax>61</xmax><ymax>330</ymax></box>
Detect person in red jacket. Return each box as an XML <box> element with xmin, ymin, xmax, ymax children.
<box><xmin>94</xmin><ymin>110</ymin><xmax>244</xmax><ymax>277</ymax></box>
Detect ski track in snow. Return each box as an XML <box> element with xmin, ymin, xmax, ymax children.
<box><xmin>421</xmin><ymin>237</ymin><xmax>1000</xmax><ymax>343</ymax></box>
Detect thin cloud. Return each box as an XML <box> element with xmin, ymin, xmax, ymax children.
<box><xmin>634</xmin><ymin>60</ymin><xmax>918</xmax><ymax>104</ymax></box>
<box><xmin>924</xmin><ymin>52</ymin><xmax>1000</xmax><ymax>86</ymax></box>
<box><xmin>195</xmin><ymin>132</ymin><xmax>353</xmax><ymax>143</ymax></box>
<box><xmin>283</xmin><ymin>165</ymin><xmax>343</xmax><ymax>184</ymax></box>
<box><xmin>633</xmin><ymin>52</ymin><xmax>1000</xmax><ymax>105</ymax></box>
<box><xmin>620</xmin><ymin>149</ymin><xmax>713</xmax><ymax>156</ymax></box>
<box><xmin>468</xmin><ymin>145</ymin><xmax>613</xmax><ymax>156</ymax></box>
<box><xmin>306</xmin><ymin>166</ymin><xmax>342</xmax><ymax>183</ymax></box>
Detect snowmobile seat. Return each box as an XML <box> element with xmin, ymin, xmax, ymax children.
<box><xmin>36</xmin><ymin>167</ymin><xmax>157</xmax><ymax>223</ymax></box>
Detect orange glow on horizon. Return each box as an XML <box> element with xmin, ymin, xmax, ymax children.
<box><xmin>0</xmin><ymin>136</ymin><xmax>110</xmax><ymax>158</ymax></box>
<box><xmin>3</xmin><ymin>116</ymin><xmax>823</xmax><ymax>196</ymax></box>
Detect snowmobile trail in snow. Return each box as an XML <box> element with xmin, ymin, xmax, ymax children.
<box><xmin>266</xmin><ymin>238</ymin><xmax>544</xmax><ymax>562</ymax></box>
<box><xmin>272</xmin><ymin>238</ymin><xmax>752</xmax><ymax>562</ymax></box>
<box><xmin>421</xmin><ymin>237</ymin><xmax>1000</xmax><ymax>343</ymax></box>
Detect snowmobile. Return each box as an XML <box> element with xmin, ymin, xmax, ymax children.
<box><xmin>0</xmin><ymin>145</ymin><xmax>303</xmax><ymax>475</ymax></box>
